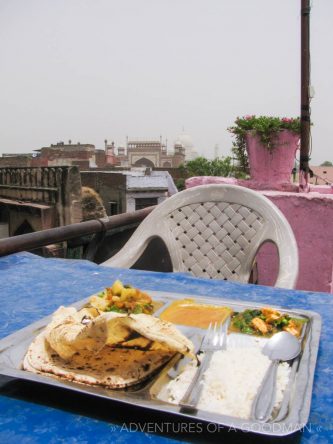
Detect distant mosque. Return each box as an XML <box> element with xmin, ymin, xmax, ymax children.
<box><xmin>105</xmin><ymin>132</ymin><xmax>199</xmax><ymax>168</ymax></box>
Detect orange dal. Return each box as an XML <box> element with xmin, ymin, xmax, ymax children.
<box><xmin>159</xmin><ymin>298</ymin><xmax>232</xmax><ymax>329</ymax></box>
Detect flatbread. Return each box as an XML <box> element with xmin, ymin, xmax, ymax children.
<box><xmin>123</xmin><ymin>313</ymin><xmax>194</xmax><ymax>356</ymax></box>
<box><xmin>23</xmin><ymin>306</ymin><xmax>194</xmax><ymax>388</ymax></box>
<box><xmin>45</xmin><ymin>308</ymin><xmax>109</xmax><ymax>360</ymax></box>
<box><xmin>23</xmin><ymin>331</ymin><xmax>174</xmax><ymax>388</ymax></box>
<box><xmin>43</xmin><ymin>308</ymin><xmax>194</xmax><ymax>361</ymax></box>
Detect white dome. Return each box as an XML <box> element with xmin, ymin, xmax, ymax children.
<box><xmin>175</xmin><ymin>133</ymin><xmax>193</xmax><ymax>148</ymax></box>
<box><xmin>175</xmin><ymin>133</ymin><xmax>198</xmax><ymax>161</ymax></box>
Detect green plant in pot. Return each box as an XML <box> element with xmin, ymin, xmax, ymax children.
<box><xmin>228</xmin><ymin>115</ymin><xmax>301</xmax><ymax>176</ymax></box>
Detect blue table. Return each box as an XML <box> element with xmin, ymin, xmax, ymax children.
<box><xmin>0</xmin><ymin>252</ymin><xmax>331</xmax><ymax>444</ymax></box>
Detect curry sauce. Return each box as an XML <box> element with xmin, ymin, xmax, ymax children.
<box><xmin>159</xmin><ymin>298</ymin><xmax>232</xmax><ymax>329</ymax></box>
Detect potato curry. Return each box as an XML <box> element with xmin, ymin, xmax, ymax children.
<box><xmin>89</xmin><ymin>280</ymin><xmax>154</xmax><ymax>314</ymax></box>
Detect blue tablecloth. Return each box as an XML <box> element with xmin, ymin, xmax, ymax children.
<box><xmin>0</xmin><ymin>252</ymin><xmax>331</xmax><ymax>444</ymax></box>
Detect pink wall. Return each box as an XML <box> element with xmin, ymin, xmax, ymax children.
<box><xmin>186</xmin><ymin>177</ymin><xmax>333</xmax><ymax>293</ymax></box>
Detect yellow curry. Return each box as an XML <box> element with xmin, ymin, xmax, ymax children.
<box><xmin>159</xmin><ymin>298</ymin><xmax>232</xmax><ymax>329</ymax></box>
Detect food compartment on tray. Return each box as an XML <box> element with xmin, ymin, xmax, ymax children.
<box><xmin>150</xmin><ymin>329</ymin><xmax>300</xmax><ymax>417</ymax></box>
<box><xmin>156</xmin><ymin>298</ymin><xmax>233</xmax><ymax>329</ymax></box>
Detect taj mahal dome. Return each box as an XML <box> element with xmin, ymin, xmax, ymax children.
<box><xmin>174</xmin><ymin>132</ymin><xmax>199</xmax><ymax>161</ymax></box>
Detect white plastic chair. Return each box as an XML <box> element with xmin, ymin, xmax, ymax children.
<box><xmin>101</xmin><ymin>184</ymin><xmax>299</xmax><ymax>289</ymax></box>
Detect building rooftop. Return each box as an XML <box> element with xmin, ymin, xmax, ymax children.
<box><xmin>126</xmin><ymin>174</ymin><xmax>169</xmax><ymax>190</ymax></box>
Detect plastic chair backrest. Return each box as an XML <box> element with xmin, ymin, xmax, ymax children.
<box><xmin>101</xmin><ymin>184</ymin><xmax>299</xmax><ymax>289</ymax></box>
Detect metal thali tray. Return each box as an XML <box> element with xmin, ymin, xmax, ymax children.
<box><xmin>0</xmin><ymin>290</ymin><xmax>321</xmax><ymax>436</ymax></box>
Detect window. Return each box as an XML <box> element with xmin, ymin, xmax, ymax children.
<box><xmin>135</xmin><ymin>197</ymin><xmax>158</xmax><ymax>211</ymax></box>
<box><xmin>109</xmin><ymin>201</ymin><xmax>118</xmax><ymax>215</ymax></box>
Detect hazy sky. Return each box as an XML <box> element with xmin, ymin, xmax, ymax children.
<box><xmin>0</xmin><ymin>0</ymin><xmax>331</xmax><ymax>164</ymax></box>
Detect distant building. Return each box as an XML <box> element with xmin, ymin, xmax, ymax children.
<box><xmin>174</xmin><ymin>132</ymin><xmax>199</xmax><ymax>161</ymax></box>
<box><xmin>104</xmin><ymin>140</ymin><xmax>117</xmax><ymax>166</ymax></box>
<box><xmin>293</xmin><ymin>166</ymin><xmax>333</xmax><ymax>186</ymax></box>
<box><xmin>112</xmin><ymin>139</ymin><xmax>185</xmax><ymax>168</ymax></box>
<box><xmin>32</xmin><ymin>141</ymin><xmax>98</xmax><ymax>169</ymax></box>
<box><xmin>309</xmin><ymin>166</ymin><xmax>333</xmax><ymax>186</ymax></box>
<box><xmin>80</xmin><ymin>168</ymin><xmax>177</xmax><ymax>215</ymax></box>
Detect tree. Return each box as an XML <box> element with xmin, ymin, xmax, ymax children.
<box><xmin>81</xmin><ymin>187</ymin><xmax>107</xmax><ymax>221</ymax></box>
<box><xmin>182</xmin><ymin>156</ymin><xmax>235</xmax><ymax>177</ymax></box>
<box><xmin>320</xmin><ymin>161</ymin><xmax>333</xmax><ymax>167</ymax></box>
<box><xmin>175</xmin><ymin>156</ymin><xmax>247</xmax><ymax>191</ymax></box>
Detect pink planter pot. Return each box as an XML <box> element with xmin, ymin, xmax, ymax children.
<box><xmin>245</xmin><ymin>130</ymin><xmax>299</xmax><ymax>186</ymax></box>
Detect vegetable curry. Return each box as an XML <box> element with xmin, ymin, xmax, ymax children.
<box><xmin>230</xmin><ymin>307</ymin><xmax>305</xmax><ymax>338</ymax></box>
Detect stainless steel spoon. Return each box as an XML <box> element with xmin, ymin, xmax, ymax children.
<box><xmin>251</xmin><ymin>331</ymin><xmax>301</xmax><ymax>422</ymax></box>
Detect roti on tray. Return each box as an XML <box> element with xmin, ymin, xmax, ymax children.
<box><xmin>23</xmin><ymin>290</ymin><xmax>194</xmax><ymax>389</ymax></box>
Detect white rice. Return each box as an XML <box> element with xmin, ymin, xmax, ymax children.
<box><xmin>165</xmin><ymin>347</ymin><xmax>290</xmax><ymax>420</ymax></box>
